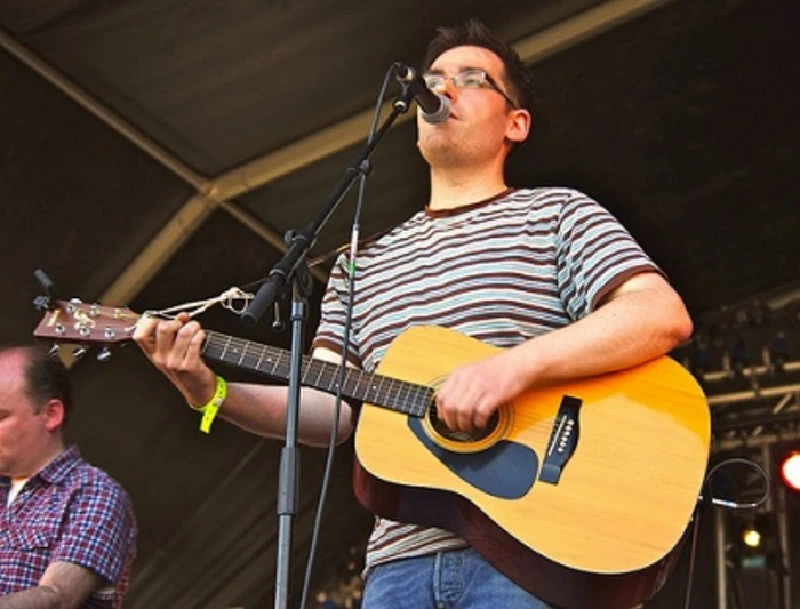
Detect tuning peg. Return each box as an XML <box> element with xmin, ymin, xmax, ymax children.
<box><xmin>48</xmin><ymin>344</ymin><xmax>60</xmax><ymax>357</ymax></box>
<box><xmin>96</xmin><ymin>347</ymin><xmax>112</xmax><ymax>362</ymax></box>
<box><xmin>72</xmin><ymin>346</ymin><xmax>88</xmax><ymax>360</ymax></box>
<box><xmin>65</xmin><ymin>297</ymin><xmax>84</xmax><ymax>315</ymax></box>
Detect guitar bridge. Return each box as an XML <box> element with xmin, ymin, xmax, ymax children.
<box><xmin>539</xmin><ymin>395</ymin><xmax>581</xmax><ymax>485</ymax></box>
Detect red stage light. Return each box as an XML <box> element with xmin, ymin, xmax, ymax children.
<box><xmin>779</xmin><ymin>451</ymin><xmax>800</xmax><ymax>491</ymax></box>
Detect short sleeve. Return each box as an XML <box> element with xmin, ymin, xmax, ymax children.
<box><xmin>50</xmin><ymin>480</ymin><xmax>136</xmax><ymax>585</ymax></box>
<box><xmin>556</xmin><ymin>190</ymin><xmax>662</xmax><ymax>320</ymax></box>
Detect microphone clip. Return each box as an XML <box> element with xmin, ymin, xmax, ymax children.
<box><xmin>392</xmin><ymin>62</ymin><xmax>450</xmax><ymax>125</ymax></box>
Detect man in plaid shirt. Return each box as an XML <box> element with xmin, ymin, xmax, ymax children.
<box><xmin>0</xmin><ymin>345</ymin><xmax>137</xmax><ymax>608</ymax></box>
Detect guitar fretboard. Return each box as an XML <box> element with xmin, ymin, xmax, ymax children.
<box><xmin>202</xmin><ymin>331</ymin><xmax>432</xmax><ymax>418</ymax></box>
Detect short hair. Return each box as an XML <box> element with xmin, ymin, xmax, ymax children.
<box><xmin>0</xmin><ymin>345</ymin><xmax>73</xmax><ymax>425</ymax></box>
<box><xmin>422</xmin><ymin>19</ymin><xmax>536</xmax><ymax>122</ymax></box>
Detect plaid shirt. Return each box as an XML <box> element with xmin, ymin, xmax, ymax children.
<box><xmin>0</xmin><ymin>446</ymin><xmax>136</xmax><ymax>608</ymax></box>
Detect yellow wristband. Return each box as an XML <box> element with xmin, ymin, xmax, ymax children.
<box><xmin>191</xmin><ymin>375</ymin><xmax>227</xmax><ymax>434</ymax></box>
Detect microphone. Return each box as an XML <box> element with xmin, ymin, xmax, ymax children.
<box><xmin>395</xmin><ymin>63</ymin><xmax>450</xmax><ymax>124</ymax></box>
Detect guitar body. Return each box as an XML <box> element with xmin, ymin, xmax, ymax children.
<box><xmin>353</xmin><ymin>326</ymin><xmax>710</xmax><ymax>609</ymax></box>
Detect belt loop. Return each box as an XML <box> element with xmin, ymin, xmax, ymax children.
<box><xmin>432</xmin><ymin>551</ymin><xmax>445</xmax><ymax>608</ymax></box>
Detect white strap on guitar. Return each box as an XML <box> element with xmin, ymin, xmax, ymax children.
<box><xmin>141</xmin><ymin>287</ymin><xmax>254</xmax><ymax>321</ymax></box>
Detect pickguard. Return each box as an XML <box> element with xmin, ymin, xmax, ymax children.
<box><xmin>407</xmin><ymin>418</ymin><xmax>538</xmax><ymax>499</ymax></box>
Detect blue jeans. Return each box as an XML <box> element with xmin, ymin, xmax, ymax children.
<box><xmin>362</xmin><ymin>548</ymin><xmax>554</xmax><ymax>609</ymax></box>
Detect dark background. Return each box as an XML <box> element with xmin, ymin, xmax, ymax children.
<box><xmin>1</xmin><ymin>0</ymin><xmax>798</xmax><ymax>607</ymax></box>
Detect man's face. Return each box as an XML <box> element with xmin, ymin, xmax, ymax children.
<box><xmin>0</xmin><ymin>352</ymin><xmax>59</xmax><ymax>478</ymax></box>
<box><xmin>416</xmin><ymin>45</ymin><xmax>526</xmax><ymax>167</ymax></box>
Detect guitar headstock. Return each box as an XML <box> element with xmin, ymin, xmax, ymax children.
<box><xmin>33</xmin><ymin>299</ymin><xmax>140</xmax><ymax>349</ymax></box>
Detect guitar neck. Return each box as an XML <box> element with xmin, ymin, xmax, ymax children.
<box><xmin>202</xmin><ymin>330</ymin><xmax>430</xmax><ymax>418</ymax></box>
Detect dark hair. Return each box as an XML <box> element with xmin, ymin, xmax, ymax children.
<box><xmin>0</xmin><ymin>345</ymin><xmax>73</xmax><ymax>425</ymax></box>
<box><xmin>422</xmin><ymin>19</ymin><xmax>536</xmax><ymax>122</ymax></box>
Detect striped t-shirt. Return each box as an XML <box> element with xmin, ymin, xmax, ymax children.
<box><xmin>312</xmin><ymin>186</ymin><xmax>660</xmax><ymax>573</ymax></box>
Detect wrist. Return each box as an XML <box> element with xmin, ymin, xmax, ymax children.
<box><xmin>499</xmin><ymin>344</ymin><xmax>539</xmax><ymax>395</ymax></box>
<box><xmin>186</xmin><ymin>371</ymin><xmax>220</xmax><ymax>409</ymax></box>
<box><xmin>188</xmin><ymin>375</ymin><xmax>227</xmax><ymax>433</ymax></box>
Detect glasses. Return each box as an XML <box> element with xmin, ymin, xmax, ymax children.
<box><xmin>422</xmin><ymin>68</ymin><xmax>518</xmax><ymax>109</ymax></box>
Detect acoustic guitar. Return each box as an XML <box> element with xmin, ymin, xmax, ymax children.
<box><xmin>34</xmin><ymin>299</ymin><xmax>710</xmax><ymax>609</ymax></box>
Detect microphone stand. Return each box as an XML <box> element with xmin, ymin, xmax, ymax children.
<box><xmin>240</xmin><ymin>84</ymin><xmax>414</xmax><ymax>609</ymax></box>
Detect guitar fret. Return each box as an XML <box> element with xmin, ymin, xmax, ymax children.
<box><xmin>236</xmin><ymin>341</ymin><xmax>247</xmax><ymax>366</ymax></box>
<box><xmin>387</xmin><ymin>378</ymin><xmax>402</xmax><ymax>413</ymax></box>
<box><xmin>313</xmin><ymin>361</ymin><xmax>326</xmax><ymax>390</ymax></box>
<box><xmin>341</xmin><ymin>368</ymin><xmax>353</xmax><ymax>396</ymax></box>
<box><xmin>368</xmin><ymin>374</ymin><xmax>381</xmax><ymax>402</ymax></box>
<box><xmin>345</xmin><ymin>369</ymin><xmax>361</xmax><ymax>397</ymax></box>
<box><xmin>416</xmin><ymin>387</ymin><xmax>432</xmax><ymax>417</ymax></box>
<box><xmin>408</xmin><ymin>385</ymin><xmax>421</xmax><ymax>416</ymax></box>
<box><xmin>389</xmin><ymin>378</ymin><xmax>401</xmax><ymax>412</ymax></box>
<box><xmin>375</xmin><ymin>375</ymin><xmax>387</xmax><ymax>406</ymax></box>
<box><xmin>385</xmin><ymin>377</ymin><xmax>395</xmax><ymax>405</ymax></box>
<box><xmin>408</xmin><ymin>385</ymin><xmax>417</xmax><ymax>413</ymax></box>
<box><xmin>402</xmin><ymin>381</ymin><xmax>416</xmax><ymax>415</ymax></box>
<box><xmin>411</xmin><ymin>385</ymin><xmax>426</xmax><ymax>416</ymax></box>
<box><xmin>255</xmin><ymin>347</ymin><xmax>265</xmax><ymax>372</ymax></box>
<box><xmin>394</xmin><ymin>378</ymin><xmax>408</xmax><ymax>414</ymax></box>
<box><xmin>326</xmin><ymin>367</ymin><xmax>340</xmax><ymax>394</ymax></box>
<box><xmin>220</xmin><ymin>335</ymin><xmax>232</xmax><ymax>360</ymax></box>
<box><xmin>375</xmin><ymin>377</ymin><xmax>386</xmax><ymax>404</ymax></box>
<box><xmin>276</xmin><ymin>351</ymin><xmax>287</xmax><ymax>377</ymax></box>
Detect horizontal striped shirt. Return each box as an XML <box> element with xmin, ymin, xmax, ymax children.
<box><xmin>312</xmin><ymin>186</ymin><xmax>660</xmax><ymax>572</ymax></box>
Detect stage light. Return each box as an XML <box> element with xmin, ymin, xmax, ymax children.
<box><xmin>779</xmin><ymin>451</ymin><xmax>800</xmax><ymax>491</ymax></box>
<box><xmin>742</xmin><ymin>525</ymin><xmax>761</xmax><ymax>548</ymax></box>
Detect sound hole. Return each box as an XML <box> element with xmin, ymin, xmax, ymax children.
<box><xmin>428</xmin><ymin>405</ymin><xmax>500</xmax><ymax>442</ymax></box>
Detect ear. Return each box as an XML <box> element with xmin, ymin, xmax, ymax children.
<box><xmin>505</xmin><ymin>108</ymin><xmax>531</xmax><ymax>145</ymax></box>
<box><xmin>42</xmin><ymin>399</ymin><xmax>65</xmax><ymax>432</ymax></box>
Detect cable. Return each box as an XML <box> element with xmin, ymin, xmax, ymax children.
<box><xmin>682</xmin><ymin>457</ymin><xmax>770</xmax><ymax>609</ymax></box>
<box><xmin>298</xmin><ymin>63</ymin><xmax>400</xmax><ymax>609</ymax></box>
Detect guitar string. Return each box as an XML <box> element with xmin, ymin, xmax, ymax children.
<box><xmin>203</xmin><ymin>332</ymin><xmax>563</xmax><ymax>431</ymax></box>
<box><xmin>94</xmin><ymin>308</ymin><xmax>570</xmax><ymax>433</ymax></box>
<box><xmin>115</xmin><ymin>302</ymin><xmax>567</xmax><ymax>430</ymax></box>
<box><xmin>203</xmin><ymin>333</ymin><xmax>436</xmax><ymax>418</ymax></box>
<box><xmin>206</xmin><ymin>332</ymin><xmax>431</xmax><ymax>415</ymax></box>
<box><xmin>101</xmin><ymin>303</ymin><xmax>561</xmax><ymax>431</ymax></box>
